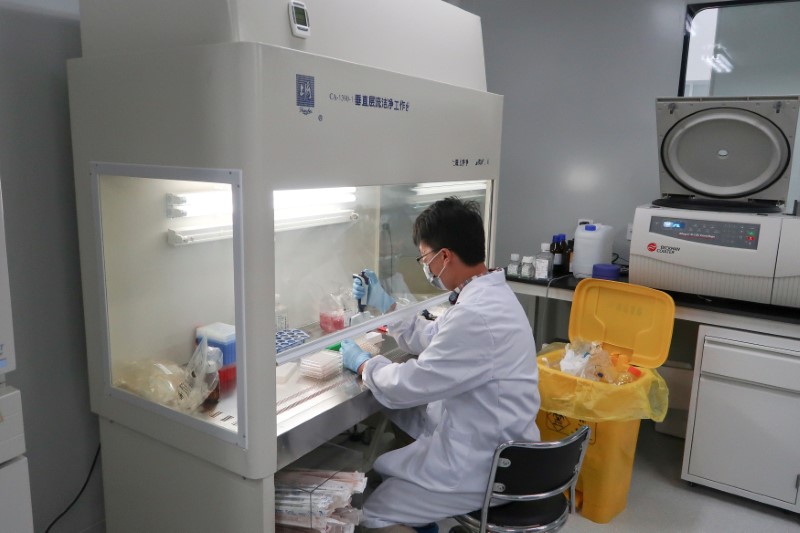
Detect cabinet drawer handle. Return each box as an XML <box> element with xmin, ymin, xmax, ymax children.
<box><xmin>701</xmin><ymin>371</ymin><xmax>800</xmax><ymax>396</ymax></box>
<box><xmin>705</xmin><ymin>336</ymin><xmax>800</xmax><ymax>359</ymax></box>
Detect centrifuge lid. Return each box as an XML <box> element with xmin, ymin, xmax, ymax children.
<box><xmin>655</xmin><ymin>96</ymin><xmax>800</xmax><ymax>208</ymax></box>
<box><xmin>661</xmin><ymin>107</ymin><xmax>790</xmax><ymax>198</ymax></box>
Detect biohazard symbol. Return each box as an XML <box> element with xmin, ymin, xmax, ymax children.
<box><xmin>545</xmin><ymin>412</ymin><xmax>571</xmax><ymax>434</ymax></box>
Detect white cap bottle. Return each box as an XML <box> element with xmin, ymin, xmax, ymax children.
<box><xmin>573</xmin><ymin>224</ymin><xmax>614</xmax><ymax>279</ymax></box>
<box><xmin>520</xmin><ymin>255</ymin><xmax>535</xmax><ymax>279</ymax></box>
<box><xmin>507</xmin><ymin>253</ymin><xmax>522</xmax><ymax>277</ymax></box>
<box><xmin>534</xmin><ymin>243</ymin><xmax>553</xmax><ymax>280</ymax></box>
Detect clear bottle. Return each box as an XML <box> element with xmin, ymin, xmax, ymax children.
<box><xmin>275</xmin><ymin>294</ymin><xmax>288</xmax><ymax>331</ymax></box>
<box><xmin>611</xmin><ymin>352</ymin><xmax>630</xmax><ymax>373</ymax></box>
<box><xmin>615</xmin><ymin>366</ymin><xmax>642</xmax><ymax>385</ymax></box>
<box><xmin>533</xmin><ymin>243</ymin><xmax>553</xmax><ymax>280</ymax></box>
<box><xmin>520</xmin><ymin>255</ymin><xmax>535</xmax><ymax>279</ymax></box>
<box><xmin>507</xmin><ymin>253</ymin><xmax>522</xmax><ymax>278</ymax></box>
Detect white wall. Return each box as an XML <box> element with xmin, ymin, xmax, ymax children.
<box><xmin>0</xmin><ymin>1</ymin><xmax>105</xmax><ymax>533</ymax></box>
<box><xmin>455</xmin><ymin>0</ymin><xmax>688</xmax><ymax>266</ymax></box>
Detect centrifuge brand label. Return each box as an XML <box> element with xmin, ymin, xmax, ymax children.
<box><xmin>647</xmin><ymin>242</ymin><xmax>680</xmax><ymax>254</ymax></box>
<box><xmin>296</xmin><ymin>74</ymin><xmax>315</xmax><ymax>115</ymax></box>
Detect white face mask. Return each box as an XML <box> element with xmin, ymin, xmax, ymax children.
<box><xmin>422</xmin><ymin>249</ymin><xmax>448</xmax><ymax>291</ymax></box>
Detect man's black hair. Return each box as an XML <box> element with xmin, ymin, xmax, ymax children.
<box><xmin>413</xmin><ymin>196</ymin><xmax>486</xmax><ymax>266</ymax></box>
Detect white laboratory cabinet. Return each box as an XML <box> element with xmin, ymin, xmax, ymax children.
<box><xmin>682</xmin><ymin>325</ymin><xmax>800</xmax><ymax>512</ymax></box>
<box><xmin>0</xmin><ymin>180</ymin><xmax>34</xmax><ymax>532</ymax></box>
<box><xmin>0</xmin><ymin>183</ymin><xmax>14</xmax><ymax>377</ymax></box>
<box><xmin>68</xmin><ymin>1</ymin><xmax>502</xmax><ymax>531</ymax></box>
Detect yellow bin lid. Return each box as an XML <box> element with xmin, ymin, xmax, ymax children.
<box><xmin>569</xmin><ymin>279</ymin><xmax>675</xmax><ymax>369</ymax></box>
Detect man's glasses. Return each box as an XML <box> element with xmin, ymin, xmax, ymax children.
<box><xmin>416</xmin><ymin>249</ymin><xmax>440</xmax><ymax>264</ymax></box>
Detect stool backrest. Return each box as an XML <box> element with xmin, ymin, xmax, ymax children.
<box><xmin>477</xmin><ymin>425</ymin><xmax>591</xmax><ymax>533</ymax></box>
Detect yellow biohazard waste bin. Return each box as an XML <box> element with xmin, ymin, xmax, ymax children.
<box><xmin>536</xmin><ymin>279</ymin><xmax>674</xmax><ymax>524</ymax></box>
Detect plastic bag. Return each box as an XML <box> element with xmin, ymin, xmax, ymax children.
<box><xmin>537</xmin><ymin>342</ymin><xmax>565</xmax><ymax>369</ymax></box>
<box><xmin>335</xmin><ymin>286</ymin><xmax>359</xmax><ymax>325</ymax></box>
<box><xmin>177</xmin><ymin>338</ymin><xmax>222</xmax><ymax>410</ymax></box>
<box><xmin>558</xmin><ymin>339</ymin><xmax>596</xmax><ymax>376</ymax></box>
<box><xmin>537</xmin><ymin>342</ymin><xmax>669</xmax><ymax>422</ymax></box>
<box><xmin>114</xmin><ymin>339</ymin><xmax>222</xmax><ymax>412</ymax></box>
<box><xmin>557</xmin><ymin>338</ymin><xmax>620</xmax><ymax>383</ymax></box>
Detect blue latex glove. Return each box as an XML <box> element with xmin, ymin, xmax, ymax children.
<box><xmin>340</xmin><ymin>339</ymin><xmax>371</xmax><ymax>374</ymax></box>
<box><xmin>353</xmin><ymin>269</ymin><xmax>395</xmax><ymax>313</ymax></box>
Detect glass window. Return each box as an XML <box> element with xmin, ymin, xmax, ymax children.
<box><xmin>96</xmin><ymin>165</ymin><xmax>242</xmax><ymax>443</ymax></box>
<box><xmin>682</xmin><ymin>1</ymin><xmax>800</xmax><ymax>97</ymax></box>
<box><xmin>272</xmin><ymin>180</ymin><xmax>491</xmax><ymax>352</ymax></box>
<box><xmin>93</xmin><ymin>168</ymin><xmax>491</xmax><ymax>442</ymax></box>
<box><xmin>273</xmin><ymin>180</ymin><xmax>492</xmax><ymax>435</ymax></box>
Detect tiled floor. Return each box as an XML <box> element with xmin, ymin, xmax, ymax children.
<box><xmin>563</xmin><ymin>421</ymin><xmax>798</xmax><ymax>532</ymax></box>
<box><xmin>343</xmin><ymin>419</ymin><xmax>799</xmax><ymax>533</ymax></box>
<box><xmin>433</xmin><ymin>421</ymin><xmax>799</xmax><ymax>533</ymax></box>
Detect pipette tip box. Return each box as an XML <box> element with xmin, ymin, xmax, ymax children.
<box><xmin>196</xmin><ymin>322</ymin><xmax>236</xmax><ymax>366</ymax></box>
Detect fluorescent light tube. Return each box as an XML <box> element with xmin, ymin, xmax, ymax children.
<box><xmin>274</xmin><ymin>209</ymin><xmax>358</xmax><ymax>232</ymax></box>
<box><xmin>411</xmin><ymin>181</ymin><xmax>487</xmax><ymax>196</ymax></box>
<box><xmin>167</xmin><ymin>225</ymin><xmax>233</xmax><ymax>246</ymax></box>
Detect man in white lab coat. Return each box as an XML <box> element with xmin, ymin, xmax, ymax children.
<box><xmin>341</xmin><ymin>197</ymin><xmax>541</xmax><ymax>532</ymax></box>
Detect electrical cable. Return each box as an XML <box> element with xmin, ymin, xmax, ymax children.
<box><xmin>612</xmin><ymin>254</ymin><xmax>630</xmax><ymax>275</ymax></box>
<box><xmin>612</xmin><ymin>253</ymin><xmax>629</xmax><ymax>265</ymax></box>
<box><xmin>544</xmin><ymin>274</ymin><xmax>572</xmax><ymax>301</ymax></box>
<box><xmin>44</xmin><ymin>444</ymin><xmax>101</xmax><ymax>533</ymax></box>
<box><xmin>537</xmin><ymin>274</ymin><xmax>573</xmax><ymax>349</ymax></box>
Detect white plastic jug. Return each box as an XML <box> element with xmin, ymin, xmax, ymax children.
<box><xmin>572</xmin><ymin>224</ymin><xmax>614</xmax><ymax>278</ymax></box>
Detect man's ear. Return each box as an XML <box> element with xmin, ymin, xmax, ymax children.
<box><xmin>441</xmin><ymin>248</ymin><xmax>458</xmax><ymax>265</ymax></box>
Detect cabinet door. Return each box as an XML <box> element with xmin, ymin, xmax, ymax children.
<box><xmin>687</xmin><ymin>374</ymin><xmax>800</xmax><ymax>504</ymax></box>
<box><xmin>686</xmin><ymin>329</ymin><xmax>800</xmax><ymax>507</ymax></box>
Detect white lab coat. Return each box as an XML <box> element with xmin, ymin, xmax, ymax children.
<box><xmin>360</xmin><ymin>270</ymin><xmax>540</xmax><ymax>528</ymax></box>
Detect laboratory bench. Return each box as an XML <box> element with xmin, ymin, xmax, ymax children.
<box><xmin>508</xmin><ymin>274</ymin><xmax>800</xmax><ymax>335</ymax></box>
<box><xmin>188</xmin><ymin>351</ymin><xmax>387</xmax><ymax>471</ymax></box>
<box><xmin>274</xmin><ymin>337</ymin><xmax>412</xmax><ymax>470</ymax></box>
<box><xmin>508</xmin><ymin>275</ymin><xmax>800</xmax><ymax>514</ymax></box>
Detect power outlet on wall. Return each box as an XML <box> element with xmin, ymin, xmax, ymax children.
<box><xmin>626</xmin><ymin>223</ymin><xmax>633</xmax><ymax>240</ymax></box>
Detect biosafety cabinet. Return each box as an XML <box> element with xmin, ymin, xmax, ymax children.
<box><xmin>68</xmin><ymin>1</ymin><xmax>502</xmax><ymax>531</ymax></box>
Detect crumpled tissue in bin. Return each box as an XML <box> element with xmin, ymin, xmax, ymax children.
<box><xmin>537</xmin><ymin>342</ymin><xmax>669</xmax><ymax>423</ymax></box>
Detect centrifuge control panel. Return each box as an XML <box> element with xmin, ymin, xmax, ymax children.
<box><xmin>649</xmin><ymin>216</ymin><xmax>760</xmax><ymax>249</ymax></box>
